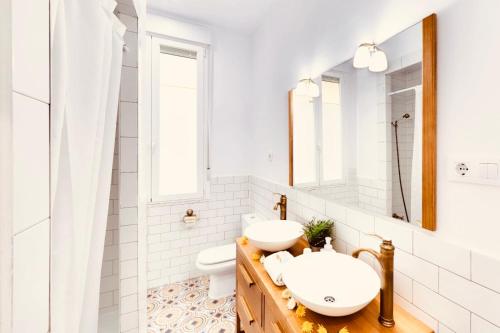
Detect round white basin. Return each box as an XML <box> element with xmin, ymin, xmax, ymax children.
<box><xmin>282</xmin><ymin>251</ymin><xmax>380</xmax><ymax>316</ymax></box>
<box><xmin>244</xmin><ymin>220</ymin><xmax>304</xmax><ymax>252</ymax></box>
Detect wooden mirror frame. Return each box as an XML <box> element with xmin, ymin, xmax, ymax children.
<box><xmin>421</xmin><ymin>13</ymin><xmax>437</xmax><ymax>231</ymax></box>
<box><xmin>288</xmin><ymin>14</ymin><xmax>437</xmax><ymax>231</ymax></box>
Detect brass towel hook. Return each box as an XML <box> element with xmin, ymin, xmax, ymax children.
<box><xmin>183</xmin><ymin>209</ymin><xmax>198</xmax><ymax>225</ymax></box>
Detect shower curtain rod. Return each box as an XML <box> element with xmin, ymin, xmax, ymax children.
<box><xmin>388</xmin><ymin>84</ymin><xmax>422</xmax><ymax>96</ymax></box>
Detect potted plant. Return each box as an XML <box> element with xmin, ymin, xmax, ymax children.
<box><xmin>303</xmin><ymin>218</ymin><xmax>335</xmax><ymax>251</ymax></box>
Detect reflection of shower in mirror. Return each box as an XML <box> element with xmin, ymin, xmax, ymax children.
<box><xmin>392</xmin><ymin>112</ymin><xmax>410</xmax><ymax>126</ymax></box>
<box><xmin>391</xmin><ymin>113</ymin><xmax>411</xmax><ymax>222</ymax></box>
<box><xmin>290</xmin><ymin>19</ymin><xmax>430</xmax><ymax>228</ymax></box>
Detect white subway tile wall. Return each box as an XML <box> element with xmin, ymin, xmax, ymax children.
<box><xmin>471</xmin><ymin>252</ymin><xmax>500</xmax><ymax>293</ymax></box>
<box><xmin>472</xmin><ymin>314</ymin><xmax>500</xmax><ymax>333</ymax></box>
<box><xmin>146</xmin><ymin>175</ymin><xmax>250</xmax><ymax>288</ymax></box>
<box><xmin>439</xmin><ymin>323</ymin><xmax>456</xmax><ymax>333</ymax></box>
<box><xmin>413</xmin><ymin>231</ymin><xmax>471</xmax><ymax>279</ymax></box>
<box><xmin>10</xmin><ymin>0</ymin><xmax>50</xmax><ymax>331</ymax></box>
<box><xmin>99</xmin><ymin>133</ymin><xmax>120</xmax><ymax>312</ymax></box>
<box><xmin>307</xmin><ymin>168</ymin><xmax>388</xmax><ymax>215</ymax></box>
<box><xmin>118</xmin><ymin>12</ymin><xmax>139</xmax><ymax>333</ymax></box>
<box><xmin>439</xmin><ymin>269</ymin><xmax>500</xmax><ymax>327</ymax></box>
<box><xmin>250</xmin><ymin>175</ymin><xmax>500</xmax><ymax>333</ymax></box>
<box><xmin>12</xmin><ymin>93</ymin><xmax>49</xmax><ymax>234</ymax></box>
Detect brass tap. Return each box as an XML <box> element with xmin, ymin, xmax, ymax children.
<box><xmin>272</xmin><ymin>193</ymin><xmax>287</xmax><ymax>220</ymax></box>
<box><xmin>352</xmin><ymin>237</ymin><xmax>395</xmax><ymax>328</ymax></box>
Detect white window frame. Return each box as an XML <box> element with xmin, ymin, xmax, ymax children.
<box><xmin>150</xmin><ymin>36</ymin><xmax>210</xmax><ymax>202</ymax></box>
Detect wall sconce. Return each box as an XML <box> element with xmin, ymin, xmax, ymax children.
<box><xmin>295</xmin><ymin>78</ymin><xmax>320</xmax><ymax>98</ymax></box>
<box><xmin>353</xmin><ymin>43</ymin><xmax>388</xmax><ymax>72</ymax></box>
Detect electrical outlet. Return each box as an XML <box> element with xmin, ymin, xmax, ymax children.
<box><xmin>449</xmin><ymin>157</ymin><xmax>500</xmax><ymax>186</ymax></box>
<box><xmin>455</xmin><ymin>162</ymin><xmax>469</xmax><ymax>176</ymax></box>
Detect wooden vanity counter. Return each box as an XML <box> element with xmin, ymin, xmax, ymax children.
<box><xmin>236</xmin><ymin>238</ymin><xmax>433</xmax><ymax>333</ymax></box>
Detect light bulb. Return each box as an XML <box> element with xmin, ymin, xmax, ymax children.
<box><xmin>368</xmin><ymin>48</ymin><xmax>388</xmax><ymax>72</ymax></box>
<box><xmin>353</xmin><ymin>44</ymin><xmax>371</xmax><ymax>68</ymax></box>
<box><xmin>295</xmin><ymin>78</ymin><xmax>320</xmax><ymax>98</ymax></box>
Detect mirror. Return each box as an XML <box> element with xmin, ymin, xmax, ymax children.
<box><xmin>289</xmin><ymin>14</ymin><xmax>436</xmax><ymax>230</ymax></box>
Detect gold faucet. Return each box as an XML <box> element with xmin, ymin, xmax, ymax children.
<box><xmin>273</xmin><ymin>193</ymin><xmax>287</xmax><ymax>220</ymax></box>
<box><xmin>352</xmin><ymin>237</ymin><xmax>395</xmax><ymax>327</ymax></box>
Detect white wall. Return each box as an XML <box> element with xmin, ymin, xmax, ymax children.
<box><xmin>433</xmin><ymin>0</ymin><xmax>500</xmax><ymax>256</ymax></box>
<box><xmin>250</xmin><ymin>0</ymin><xmax>500</xmax><ymax>256</ymax></box>
<box><xmin>210</xmin><ymin>26</ymin><xmax>253</xmax><ymax>176</ymax></box>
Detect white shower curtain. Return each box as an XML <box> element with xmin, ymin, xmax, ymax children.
<box><xmin>50</xmin><ymin>0</ymin><xmax>125</xmax><ymax>332</ymax></box>
<box><xmin>410</xmin><ymin>86</ymin><xmax>423</xmax><ymax>223</ymax></box>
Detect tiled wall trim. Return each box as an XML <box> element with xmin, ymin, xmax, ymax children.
<box><xmin>146</xmin><ymin>175</ymin><xmax>250</xmax><ymax>288</ymax></box>
<box><xmin>249</xmin><ymin>175</ymin><xmax>500</xmax><ymax>333</ymax></box>
<box><xmin>118</xmin><ymin>12</ymin><xmax>139</xmax><ymax>333</ymax></box>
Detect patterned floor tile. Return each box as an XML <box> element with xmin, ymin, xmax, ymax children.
<box><xmin>147</xmin><ymin>276</ymin><xmax>236</xmax><ymax>333</ymax></box>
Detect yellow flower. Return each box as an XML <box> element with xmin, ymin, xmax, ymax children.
<box><xmin>240</xmin><ymin>236</ymin><xmax>248</xmax><ymax>245</ymax></box>
<box><xmin>338</xmin><ymin>326</ymin><xmax>349</xmax><ymax>333</ymax></box>
<box><xmin>301</xmin><ymin>321</ymin><xmax>313</xmax><ymax>333</ymax></box>
<box><xmin>317</xmin><ymin>324</ymin><xmax>327</xmax><ymax>333</ymax></box>
<box><xmin>296</xmin><ymin>304</ymin><xmax>307</xmax><ymax>318</ymax></box>
<box><xmin>251</xmin><ymin>252</ymin><xmax>261</xmax><ymax>261</ymax></box>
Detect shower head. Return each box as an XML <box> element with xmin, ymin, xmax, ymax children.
<box><xmin>391</xmin><ymin>113</ymin><xmax>411</xmax><ymax>127</ymax></box>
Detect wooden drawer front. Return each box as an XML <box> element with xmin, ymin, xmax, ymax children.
<box><xmin>264</xmin><ymin>299</ymin><xmax>286</xmax><ymax>333</ymax></box>
<box><xmin>237</xmin><ymin>263</ymin><xmax>262</xmax><ymax>326</ymax></box>
<box><xmin>237</xmin><ymin>294</ymin><xmax>262</xmax><ymax>333</ymax></box>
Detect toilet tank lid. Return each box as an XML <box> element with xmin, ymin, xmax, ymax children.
<box><xmin>198</xmin><ymin>243</ymin><xmax>236</xmax><ymax>265</ymax></box>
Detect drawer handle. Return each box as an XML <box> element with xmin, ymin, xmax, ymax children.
<box><xmin>238</xmin><ymin>296</ymin><xmax>255</xmax><ymax>326</ymax></box>
<box><xmin>239</xmin><ymin>264</ymin><xmax>255</xmax><ymax>287</ymax></box>
<box><xmin>271</xmin><ymin>322</ymin><xmax>283</xmax><ymax>333</ymax></box>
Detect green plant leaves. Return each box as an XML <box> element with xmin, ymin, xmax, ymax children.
<box><xmin>303</xmin><ymin>218</ymin><xmax>335</xmax><ymax>248</ymax></box>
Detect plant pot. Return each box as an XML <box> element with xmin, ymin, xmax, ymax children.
<box><xmin>311</xmin><ymin>246</ymin><xmax>322</xmax><ymax>252</ymax></box>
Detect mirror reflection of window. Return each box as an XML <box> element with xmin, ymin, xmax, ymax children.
<box><xmin>292</xmin><ymin>77</ymin><xmax>344</xmax><ymax>187</ymax></box>
<box><xmin>292</xmin><ymin>92</ymin><xmax>317</xmax><ymax>186</ymax></box>
<box><xmin>321</xmin><ymin>77</ymin><xmax>343</xmax><ymax>184</ymax></box>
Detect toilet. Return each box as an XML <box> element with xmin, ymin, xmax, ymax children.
<box><xmin>196</xmin><ymin>213</ymin><xmax>261</xmax><ymax>299</ymax></box>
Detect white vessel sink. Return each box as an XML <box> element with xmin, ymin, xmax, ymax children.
<box><xmin>244</xmin><ymin>220</ymin><xmax>304</xmax><ymax>252</ymax></box>
<box><xmin>282</xmin><ymin>251</ymin><xmax>380</xmax><ymax>317</ymax></box>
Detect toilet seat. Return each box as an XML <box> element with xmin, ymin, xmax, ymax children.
<box><xmin>196</xmin><ymin>258</ymin><xmax>235</xmax><ymax>274</ymax></box>
<box><xmin>196</xmin><ymin>243</ymin><xmax>236</xmax><ymax>275</ymax></box>
<box><xmin>197</xmin><ymin>243</ymin><xmax>236</xmax><ymax>265</ymax></box>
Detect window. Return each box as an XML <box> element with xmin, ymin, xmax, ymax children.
<box><xmin>151</xmin><ymin>37</ymin><xmax>208</xmax><ymax>201</ymax></box>
<box><xmin>320</xmin><ymin>77</ymin><xmax>343</xmax><ymax>183</ymax></box>
<box><xmin>292</xmin><ymin>76</ymin><xmax>343</xmax><ymax>187</ymax></box>
<box><xmin>292</xmin><ymin>92</ymin><xmax>317</xmax><ymax>186</ymax></box>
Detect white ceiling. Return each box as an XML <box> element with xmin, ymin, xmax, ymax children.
<box><xmin>147</xmin><ymin>0</ymin><xmax>279</xmax><ymax>33</ymax></box>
